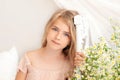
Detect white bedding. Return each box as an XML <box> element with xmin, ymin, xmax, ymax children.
<box><xmin>0</xmin><ymin>47</ymin><xmax>18</xmax><ymax>80</ymax></box>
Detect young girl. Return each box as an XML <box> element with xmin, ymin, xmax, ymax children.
<box><xmin>16</xmin><ymin>9</ymin><xmax>85</xmax><ymax>80</ymax></box>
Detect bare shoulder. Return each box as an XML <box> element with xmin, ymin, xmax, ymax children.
<box><xmin>25</xmin><ymin>48</ymin><xmax>42</xmax><ymax>63</ymax></box>
<box><xmin>26</xmin><ymin>49</ymin><xmax>37</xmax><ymax>56</ymax></box>
<box><xmin>27</xmin><ymin>48</ymin><xmax>42</xmax><ymax>56</ymax></box>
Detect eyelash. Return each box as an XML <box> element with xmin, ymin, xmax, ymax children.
<box><xmin>52</xmin><ymin>27</ymin><xmax>58</xmax><ymax>31</ymax></box>
<box><xmin>51</xmin><ymin>27</ymin><xmax>70</xmax><ymax>38</ymax></box>
<box><xmin>64</xmin><ymin>33</ymin><xmax>70</xmax><ymax>37</ymax></box>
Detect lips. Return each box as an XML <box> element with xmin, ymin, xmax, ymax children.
<box><xmin>52</xmin><ymin>40</ymin><xmax>60</xmax><ymax>45</ymax></box>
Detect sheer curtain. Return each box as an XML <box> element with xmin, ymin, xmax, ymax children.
<box><xmin>54</xmin><ymin>0</ymin><xmax>120</xmax><ymax>48</ymax></box>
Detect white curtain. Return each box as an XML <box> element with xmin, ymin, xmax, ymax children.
<box><xmin>54</xmin><ymin>0</ymin><xmax>120</xmax><ymax>48</ymax></box>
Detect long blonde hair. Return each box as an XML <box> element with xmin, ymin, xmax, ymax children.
<box><xmin>41</xmin><ymin>9</ymin><xmax>79</xmax><ymax>65</ymax></box>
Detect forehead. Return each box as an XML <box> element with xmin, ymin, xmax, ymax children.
<box><xmin>52</xmin><ymin>18</ymin><xmax>70</xmax><ymax>32</ymax></box>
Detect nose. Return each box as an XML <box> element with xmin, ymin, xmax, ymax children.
<box><xmin>56</xmin><ymin>32</ymin><xmax>62</xmax><ymax>40</ymax></box>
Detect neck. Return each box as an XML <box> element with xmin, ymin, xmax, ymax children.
<box><xmin>41</xmin><ymin>46</ymin><xmax>63</xmax><ymax>58</ymax></box>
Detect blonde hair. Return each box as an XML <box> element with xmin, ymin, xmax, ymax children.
<box><xmin>41</xmin><ymin>9</ymin><xmax>79</xmax><ymax>65</ymax></box>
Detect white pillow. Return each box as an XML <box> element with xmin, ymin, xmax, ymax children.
<box><xmin>0</xmin><ymin>46</ymin><xmax>19</xmax><ymax>80</ymax></box>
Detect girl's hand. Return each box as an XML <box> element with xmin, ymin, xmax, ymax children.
<box><xmin>74</xmin><ymin>52</ymin><xmax>86</xmax><ymax>67</ymax></box>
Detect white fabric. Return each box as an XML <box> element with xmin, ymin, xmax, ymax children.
<box><xmin>0</xmin><ymin>46</ymin><xmax>18</xmax><ymax>80</ymax></box>
<box><xmin>74</xmin><ymin>15</ymin><xmax>87</xmax><ymax>51</ymax></box>
<box><xmin>54</xmin><ymin>0</ymin><xmax>120</xmax><ymax>48</ymax></box>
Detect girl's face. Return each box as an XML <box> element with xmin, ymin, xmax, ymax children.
<box><xmin>46</xmin><ymin>18</ymin><xmax>71</xmax><ymax>50</ymax></box>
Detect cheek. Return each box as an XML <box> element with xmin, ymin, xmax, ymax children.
<box><xmin>62</xmin><ymin>38</ymin><xmax>70</xmax><ymax>46</ymax></box>
<box><xmin>47</xmin><ymin>30</ymin><xmax>54</xmax><ymax>39</ymax></box>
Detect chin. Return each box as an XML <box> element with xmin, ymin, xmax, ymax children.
<box><xmin>47</xmin><ymin>41</ymin><xmax>65</xmax><ymax>51</ymax></box>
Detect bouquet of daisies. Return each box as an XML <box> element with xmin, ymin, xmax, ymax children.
<box><xmin>71</xmin><ymin>22</ymin><xmax>120</xmax><ymax>80</ymax></box>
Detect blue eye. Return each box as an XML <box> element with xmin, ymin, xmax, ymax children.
<box><xmin>64</xmin><ymin>33</ymin><xmax>70</xmax><ymax>37</ymax></box>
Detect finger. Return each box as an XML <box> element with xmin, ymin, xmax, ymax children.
<box><xmin>76</xmin><ymin>53</ymin><xmax>86</xmax><ymax>58</ymax></box>
<box><xmin>76</xmin><ymin>52</ymin><xmax>84</xmax><ymax>56</ymax></box>
<box><xmin>74</xmin><ymin>57</ymin><xmax>86</xmax><ymax>64</ymax></box>
<box><xmin>74</xmin><ymin>63</ymin><xmax>81</xmax><ymax>67</ymax></box>
<box><xmin>74</xmin><ymin>61</ymin><xmax>85</xmax><ymax>66</ymax></box>
<box><xmin>74</xmin><ymin>61</ymin><xmax>84</xmax><ymax>66</ymax></box>
<box><xmin>74</xmin><ymin>57</ymin><xmax>84</xmax><ymax>61</ymax></box>
<box><xmin>74</xmin><ymin>61</ymin><xmax>80</xmax><ymax>66</ymax></box>
<box><xmin>75</xmin><ymin>55</ymin><xmax>85</xmax><ymax>60</ymax></box>
<box><xmin>74</xmin><ymin>60</ymin><xmax>85</xmax><ymax>64</ymax></box>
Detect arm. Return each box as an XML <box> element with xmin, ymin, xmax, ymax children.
<box><xmin>15</xmin><ymin>70</ymin><xmax>27</xmax><ymax>80</ymax></box>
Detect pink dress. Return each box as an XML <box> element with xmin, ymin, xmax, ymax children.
<box><xmin>18</xmin><ymin>54</ymin><xmax>71</xmax><ymax>80</ymax></box>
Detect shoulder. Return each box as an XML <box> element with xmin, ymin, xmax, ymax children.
<box><xmin>26</xmin><ymin>50</ymin><xmax>38</xmax><ymax>57</ymax></box>
<box><xmin>26</xmin><ymin>48</ymin><xmax>42</xmax><ymax>58</ymax></box>
<box><xmin>25</xmin><ymin>48</ymin><xmax>42</xmax><ymax>64</ymax></box>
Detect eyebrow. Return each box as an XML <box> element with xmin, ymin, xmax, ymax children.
<box><xmin>52</xmin><ymin>25</ymin><xmax>70</xmax><ymax>34</ymax></box>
